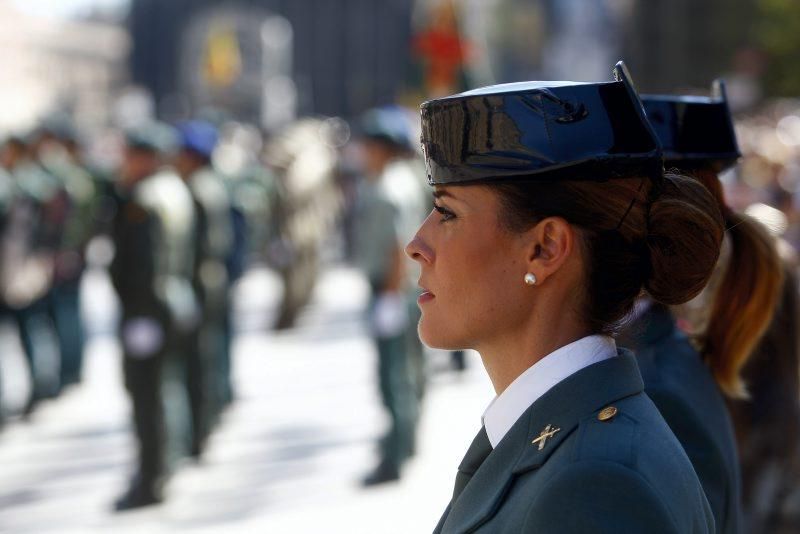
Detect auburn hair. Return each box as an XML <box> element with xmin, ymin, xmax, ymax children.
<box><xmin>493</xmin><ymin>172</ymin><xmax>725</xmax><ymax>336</ymax></box>
<box><xmin>684</xmin><ymin>168</ymin><xmax>784</xmax><ymax>398</ymax></box>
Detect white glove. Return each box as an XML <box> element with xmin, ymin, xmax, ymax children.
<box><xmin>122</xmin><ymin>317</ymin><xmax>164</xmax><ymax>359</ymax></box>
<box><xmin>370</xmin><ymin>292</ymin><xmax>409</xmax><ymax>337</ymax></box>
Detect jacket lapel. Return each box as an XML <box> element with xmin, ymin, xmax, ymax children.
<box><xmin>441</xmin><ymin>350</ymin><xmax>644</xmax><ymax>534</ymax></box>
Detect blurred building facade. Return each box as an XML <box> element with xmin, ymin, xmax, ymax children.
<box><xmin>127</xmin><ymin>0</ymin><xmax>792</xmax><ymax>124</ymax></box>
<box><xmin>0</xmin><ymin>0</ymin><xmax>787</xmax><ymax>132</ymax></box>
<box><xmin>0</xmin><ymin>0</ymin><xmax>129</xmax><ymax>131</ymax></box>
<box><xmin>129</xmin><ymin>0</ymin><xmax>416</xmax><ymax>124</ymax></box>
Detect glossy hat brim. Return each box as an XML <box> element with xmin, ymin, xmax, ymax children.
<box><xmin>641</xmin><ymin>79</ymin><xmax>741</xmax><ymax>172</ymax></box>
<box><xmin>420</xmin><ymin>61</ymin><xmax>663</xmax><ymax>185</ymax></box>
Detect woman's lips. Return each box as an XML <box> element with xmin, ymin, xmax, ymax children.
<box><xmin>418</xmin><ymin>289</ymin><xmax>435</xmax><ymax>305</ymax></box>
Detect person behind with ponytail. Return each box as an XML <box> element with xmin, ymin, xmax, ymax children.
<box><xmin>637</xmin><ymin>82</ymin><xmax>794</xmax><ymax>533</ymax></box>
<box><xmin>409</xmin><ymin>62</ymin><xmax>722</xmax><ymax>533</ymax></box>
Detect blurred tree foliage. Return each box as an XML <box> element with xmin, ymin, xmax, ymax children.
<box><xmin>755</xmin><ymin>0</ymin><xmax>800</xmax><ymax>96</ymax></box>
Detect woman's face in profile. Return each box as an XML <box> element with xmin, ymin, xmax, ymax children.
<box><xmin>405</xmin><ymin>184</ymin><xmax>534</xmax><ymax>350</ymax></box>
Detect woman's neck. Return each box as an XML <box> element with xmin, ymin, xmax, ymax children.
<box><xmin>477</xmin><ymin>307</ymin><xmax>592</xmax><ymax>395</ymax></box>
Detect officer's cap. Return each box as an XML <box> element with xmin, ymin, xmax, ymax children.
<box><xmin>125</xmin><ymin>121</ymin><xmax>178</xmax><ymax>155</ymax></box>
<box><xmin>420</xmin><ymin>61</ymin><xmax>662</xmax><ymax>185</ymax></box>
<box><xmin>641</xmin><ymin>80</ymin><xmax>740</xmax><ymax>173</ymax></box>
<box><xmin>38</xmin><ymin>112</ymin><xmax>79</xmax><ymax>144</ymax></box>
<box><xmin>177</xmin><ymin>120</ymin><xmax>219</xmax><ymax>160</ymax></box>
<box><xmin>359</xmin><ymin>106</ymin><xmax>416</xmax><ymax>151</ymax></box>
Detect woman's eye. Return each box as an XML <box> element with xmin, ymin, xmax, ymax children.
<box><xmin>433</xmin><ymin>204</ymin><xmax>455</xmax><ymax>222</ymax></box>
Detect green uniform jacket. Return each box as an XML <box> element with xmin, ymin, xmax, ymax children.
<box><xmin>110</xmin><ymin>170</ymin><xmax>196</xmax><ymax>326</ymax></box>
<box><xmin>40</xmin><ymin>153</ymin><xmax>96</xmax><ymax>282</ymax></box>
<box><xmin>187</xmin><ymin>167</ymin><xmax>232</xmax><ymax>311</ymax></box>
<box><xmin>435</xmin><ymin>350</ymin><xmax>714</xmax><ymax>534</ymax></box>
<box><xmin>622</xmin><ymin>304</ymin><xmax>742</xmax><ymax>534</ymax></box>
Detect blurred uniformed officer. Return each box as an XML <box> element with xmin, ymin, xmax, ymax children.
<box><xmin>110</xmin><ymin>122</ymin><xmax>197</xmax><ymax>510</ymax></box>
<box><xmin>0</xmin><ymin>163</ymin><xmax>15</xmax><ymax>427</ymax></box>
<box><xmin>32</xmin><ymin>116</ymin><xmax>96</xmax><ymax>388</ymax></box>
<box><xmin>0</xmin><ymin>134</ymin><xmax>62</xmax><ymax>414</ymax></box>
<box><xmin>263</xmin><ymin>118</ymin><xmax>340</xmax><ymax>330</ymax></box>
<box><xmin>353</xmin><ymin>107</ymin><xmax>428</xmax><ymax>485</ymax></box>
<box><xmin>173</xmin><ymin>120</ymin><xmax>233</xmax><ymax>457</ymax></box>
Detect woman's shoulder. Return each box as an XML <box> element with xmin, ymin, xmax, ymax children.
<box><xmin>521</xmin><ymin>456</ymin><xmax>690</xmax><ymax>533</ymax></box>
<box><xmin>514</xmin><ymin>393</ymin><xmax>714</xmax><ymax>533</ymax></box>
<box><xmin>565</xmin><ymin>392</ymin><xmax>701</xmax><ymax>477</ymax></box>
<box><xmin>444</xmin><ymin>355</ymin><xmax>714</xmax><ymax>533</ymax></box>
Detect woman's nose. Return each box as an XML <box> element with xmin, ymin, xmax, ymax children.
<box><xmin>405</xmin><ymin>232</ymin><xmax>433</xmax><ymax>264</ymax></box>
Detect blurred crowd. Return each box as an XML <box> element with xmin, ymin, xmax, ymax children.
<box><xmin>725</xmin><ymin>101</ymin><xmax>800</xmax><ymax>240</ymax></box>
<box><xmin>0</xmin><ymin>108</ymin><xmax>349</xmax><ymax>509</ymax></box>
<box><xmin>0</xmin><ymin>95</ymin><xmax>451</xmax><ymax>511</ymax></box>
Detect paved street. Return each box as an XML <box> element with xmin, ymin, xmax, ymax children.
<box><xmin>0</xmin><ymin>265</ymin><xmax>494</xmax><ymax>533</ymax></box>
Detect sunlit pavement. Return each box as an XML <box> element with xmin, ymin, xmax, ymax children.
<box><xmin>0</xmin><ymin>265</ymin><xmax>494</xmax><ymax>533</ymax></box>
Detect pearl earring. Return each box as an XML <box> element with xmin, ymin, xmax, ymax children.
<box><xmin>524</xmin><ymin>273</ymin><xmax>537</xmax><ymax>286</ymax></box>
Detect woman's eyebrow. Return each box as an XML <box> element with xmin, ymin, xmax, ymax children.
<box><xmin>432</xmin><ymin>190</ymin><xmax>455</xmax><ymax>200</ymax></box>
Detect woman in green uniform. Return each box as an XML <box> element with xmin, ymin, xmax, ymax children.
<box><xmin>637</xmin><ymin>83</ymin><xmax>788</xmax><ymax>533</ymax></box>
<box><xmin>407</xmin><ymin>63</ymin><xmax>723</xmax><ymax>533</ymax></box>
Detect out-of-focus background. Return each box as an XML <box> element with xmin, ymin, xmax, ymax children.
<box><xmin>0</xmin><ymin>0</ymin><xmax>799</xmax><ymax>532</ymax></box>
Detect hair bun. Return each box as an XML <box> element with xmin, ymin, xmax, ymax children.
<box><xmin>644</xmin><ymin>173</ymin><xmax>725</xmax><ymax>305</ymax></box>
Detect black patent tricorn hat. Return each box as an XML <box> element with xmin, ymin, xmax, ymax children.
<box><xmin>641</xmin><ymin>80</ymin><xmax>741</xmax><ymax>172</ymax></box>
<box><xmin>420</xmin><ymin>61</ymin><xmax>663</xmax><ymax>185</ymax></box>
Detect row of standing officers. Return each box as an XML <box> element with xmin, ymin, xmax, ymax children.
<box><xmin>0</xmin><ymin>107</ymin><xmax>407</xmax><ymax>512</ymax></box>
<box><xmin>0</xmin><ymin>118</ymin><xmax>243</xmax><ymax>510</ymax></box>
<box><xmin>110</xmin><ymin>121</ymin><xmax>236</xmax><ymax>509</ymax></box>
<box><xmin>0</xmin><ymin>120</ymin><xmax>97</xmax><ymax>415</ymax></box>
<box><xmin>0</xmin><ymin>106</ymin><xmax>437</xmax><ymax>509</ymax></box>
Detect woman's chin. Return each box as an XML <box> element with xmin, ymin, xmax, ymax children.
<box><xmin>418</xmin><ymin>321</ymin><xmax>466</xmax><ymax>351</ymax></box>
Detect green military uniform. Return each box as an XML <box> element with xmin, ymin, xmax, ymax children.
<box><xmin>174</xmin><ymin>119</ymin><xmax>236</xmax><ymax>456</ymax></box>
<box><xmin>2</xmin><ymin>150</ymin><xmax>63</xmax><ymax>409</ymax></box>
<box><xmin>32</xmin><ymin>115</ymin><xmax>98</xmax><ymax>386</ymax></box>
<box><xmin>353</xmin><ymin>106</ymin><xmax>429</xmax><ymax>484</ymax></box>
<box><xmin>419</xmin><ymin>64</ymin><xmax>717</xmax><ymax>533</ymax></box>
<box><xmin>0</xmin><ymin>166</ymin><xmax>15</xmax><ymax>425</ymax></box>
<box><xmin>38</xmin><ymin>148</ymin><xmax>96</xmax><ymax>387</ymax></box>
<box><xmin>184</xmin><ymin>166</ymin><xmax>232</xmax><ymax>455</ymax></box>
<box><xmin>110</xmin><ymin>157</ymin><xmax>196</xmax><ymax>507</ymax></box>
<box><xmin>435</xmin><ymin>351</ymin><xmax>715</xmax><ymax>533</ymax></box>
<box><xmin>354</xmin><ymin>157</ymin><xmax>427</xmax><ymax>483</ymax></box>
<box><xmin>640</xmin><ymin>83</ymin><xmax>783</xmax><ymax>533</ymax></box>
<box><xmin>620</xmin><ymin>303</ymin><xmax>743</xmax><ymax>534</ymax></box>
<box><xmin>381</xmin><ymin>157</ymin><xmax>430</xmax><ymax>401</ymax></box>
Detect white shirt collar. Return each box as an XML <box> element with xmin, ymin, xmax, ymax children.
<box><xmin>481</xmin><ymin>335</ymin><xmax>617</xmax><ymax>448</ymax></box>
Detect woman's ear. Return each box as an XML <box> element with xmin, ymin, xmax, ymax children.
<box><xmin>524</xmin><ymin>217</ymin><xmax>576</xmax><ymax>285</ymax></box>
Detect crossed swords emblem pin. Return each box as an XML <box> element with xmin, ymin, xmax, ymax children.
<box><xmin>531</xmin><ymin>424</ymin><xmax>561</xmax><ymax>451</ymax></box>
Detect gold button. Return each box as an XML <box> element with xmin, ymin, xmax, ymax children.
<box><xmin>597</xmin><ymin>406</ymin><xmax>618</xmax><ymax>422</ymax></box>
